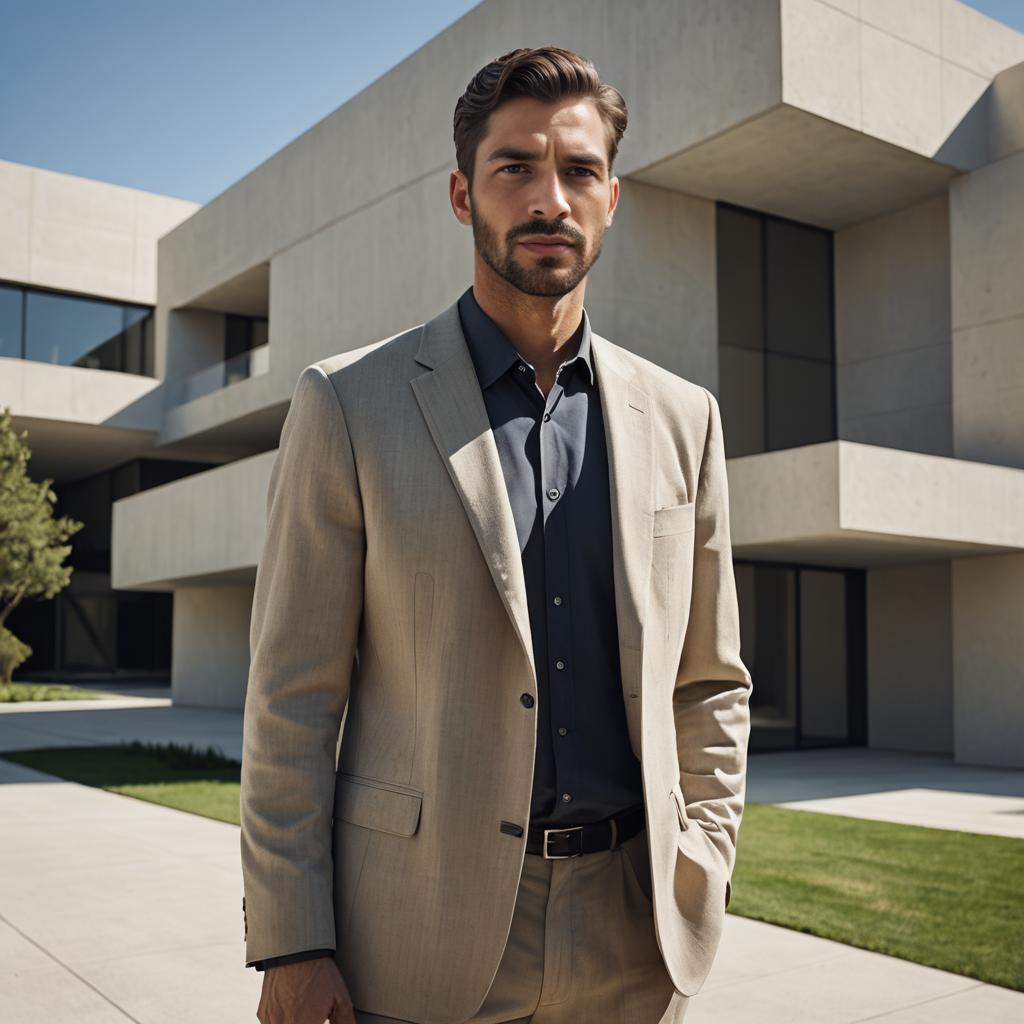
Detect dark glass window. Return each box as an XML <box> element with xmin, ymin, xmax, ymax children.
<box><xmin>27</xmin><ymin>290</ymin><xmax>124</xmax><ymax>365</ymax></box>
<box><xmin>224</xmin><ymin>313</ymin><xmax>268</xmax><ymax>387</ymax></box>
<box><xmin>7</xmin><ymin>456</ymin><xmax>216</xmax><ymax>678</ymax></box>
<box><xmin>1</xmin><ymin>285</ymin><xmax>24</xmax><ymax>358</ymax></box>
<box><xmin>716</xmin><ymin>203</ymin><xmax>836</xmax><ymax>455</ymax></box>
<box><xmin>0</xmin><ymin>280</ymin><xmax>154</xmax><ymax>375</ymax></box>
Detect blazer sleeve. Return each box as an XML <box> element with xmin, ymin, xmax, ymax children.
<box><xmin>673</xmin><ymin>385</ymin><xmax>753</xmax><ymax>908</ymax></box>
<box><xmin>240</xmin><ymin>364</ymin><xmax>366</xmax><ymax>966</ymax></box>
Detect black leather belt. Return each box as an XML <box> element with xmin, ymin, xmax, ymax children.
<box><xmin>526</xmin><ymin>803</ymin><xmax>645</xmax><ymax>859</ymax></box>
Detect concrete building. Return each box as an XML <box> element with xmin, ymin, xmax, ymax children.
<box><xmin>0</xmin><ymin>159</ymin><xmax>201</xmax><ymax>682</ymax></box>
<box><xmin>3</xmin><ymin>0</ymin><xmax>1024</xmax><ymax>768</ymax></box>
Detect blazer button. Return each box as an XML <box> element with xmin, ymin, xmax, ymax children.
<box><xmin>520</xmin><ymin>693</ymin><xmax>535</xmax><ymax>708</ymax></box>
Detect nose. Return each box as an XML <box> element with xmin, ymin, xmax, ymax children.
<box><xmin>528</xmin><ymin>168</ymin><xmax>571</xmax><ymax>220</ymax></box>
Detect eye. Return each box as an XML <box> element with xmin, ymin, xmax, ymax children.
<box><xmin>498</xmin><ymin>164</ymin><xmax>597</xmax><ymax>177</ymax></box>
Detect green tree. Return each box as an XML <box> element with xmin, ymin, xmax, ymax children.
<box><xmin>0</xmin><ymin>406</ymin><xmax>84</xmax><ymax>686</ymax></box>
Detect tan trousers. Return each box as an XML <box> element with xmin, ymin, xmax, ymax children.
<box><xmin>355</xmin><ymin>825</ymin><xmax>689</xmax><ymax>1023</ymax></box>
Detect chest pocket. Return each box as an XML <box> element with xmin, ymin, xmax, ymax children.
<box><xmin>651</xmin><ymin>501</ymin><xmax>696</xmax><ymax>647</ymax></box>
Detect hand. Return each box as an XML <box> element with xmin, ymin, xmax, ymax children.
<box><xmin>256</xmin><ymin>956</ymin><xmax>356</xmax><ymax>1024</ymax></box>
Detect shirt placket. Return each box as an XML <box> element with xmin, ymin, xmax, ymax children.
<box><xmin>515</xmin><ymin>356</ymin><xmax>577</xmax><ymax>818</ymax></box>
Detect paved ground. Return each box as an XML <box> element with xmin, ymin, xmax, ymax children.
<box><xmin>747</xmin><ymin>745</ymin><xmax>1024</xmax><ymax>839</ymax></box>
<box><xmin>1</xmin><ymin>692</ymin><xmax>1021</xmax><ymax>1022</ymax></box>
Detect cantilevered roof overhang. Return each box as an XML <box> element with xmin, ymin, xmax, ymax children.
<box><xmin>729</xmin><ymin>440</ymin><xmax>1024</xmax><ymax>566</ymax></box>
<box><xmin>112</xmin><ymin>434</ymin><xmax>1024</xmax><ymax>596</ymax></box>
<box><xmin>627</xmin><ymin>104</ymin><xmax>962</xmax><ymax>231</ymax></box>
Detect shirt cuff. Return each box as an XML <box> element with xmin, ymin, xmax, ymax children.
<box><xmin>249</xmin><ymin>948</ymin><xmax>335</xmax><ymax>972</ymax></box>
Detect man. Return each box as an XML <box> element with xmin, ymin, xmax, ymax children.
<box><xmin>240</xmin><ymin>45</ymin><xmax>752</xmax><ymax>1024</ymax></box>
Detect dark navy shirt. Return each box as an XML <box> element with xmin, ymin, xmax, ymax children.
<box><xmin>456</xmin><ymin>284</ymin><xmax>643</xmax><ymax>829</ymax></box>
<box><xmin>250</xmin><ymin>285</ymin><xmax>643</xmax><ymax>970</ymax></box>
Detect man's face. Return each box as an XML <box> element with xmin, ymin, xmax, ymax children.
<box><xmin>454</xmin><ymin>95</ymin><xmax>619</xmax><ymax>298</ymax></box>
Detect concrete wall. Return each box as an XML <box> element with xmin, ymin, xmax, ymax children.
<box><xmin>111</xmin><ymin>450</ymin><xmax>270</xmax><ymax>590</ymax></box>
<box><xmin>866</xmin><ymin>562</ymin><xmax>954</xmax><ymax>754</ymax></box>
<box><xmin>952</xmin><ymin>552</ymin><xmax>1024</xmax><ymax>768</ymax></box>
<box><xmin>0</xmin><ymin>158</ymin><xmax>197</xmax><ymax>303</ymax></box>
<box><xmin>171</xmin><ymin>585</ymin><xmax>253</xmax><ymax>708</ymax></box>
<box><xmin>585</xmin><ymin>181</ymin><xmax>717</xmax><ymax>386</ymax></box>
<box><xmin>0</xmin><ymin>356</ymin><xmax>162</xmax><ymax>430</ymax></box>
<box><xmin>950</xmin><ymin>146</ymin><xmax>1024</xmax><ymax>469</ymax></box>
<box><xmin>835</xmin><ymin>194</ymin><xmax>952</xmax><ymax>456</ymax></box>
<box><xmin>780</xmin><ymin>0</ymin><xmax>1024</xmax><ymax>166</ymax></box>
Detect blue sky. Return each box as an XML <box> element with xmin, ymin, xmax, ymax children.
<box><xmin>1</xmin><ymin>0</ymin><xmax>1021</xmax><ymax>205</ymax></box>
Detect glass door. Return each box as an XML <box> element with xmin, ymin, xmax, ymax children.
<box><xmin>736</xmin><ymin>561</ymin><xmax>866</xmax><ymax>752</ymax></box>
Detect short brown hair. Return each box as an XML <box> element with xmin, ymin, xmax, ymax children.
<box><xmin>453</xmin><ymin>46</ymin><xmax>628</xmax><ymax>193</ymax></box>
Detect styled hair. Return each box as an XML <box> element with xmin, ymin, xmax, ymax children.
<box><xmin>453</xmin><ymin>46</ymin><xmax>628</xmax><ymax>192</ymax></box>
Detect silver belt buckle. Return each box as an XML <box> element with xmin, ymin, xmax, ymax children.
<box><xmin>543</xmin><ymin>825</ymin><xmax>584</xmax><ymax>859</ymax></box>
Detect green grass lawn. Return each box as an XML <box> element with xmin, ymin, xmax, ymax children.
<box><xmin>0</xmin><ymin>682</ymin><xmax>124</xmax><ymax>702</ymax></box>
<box><xmin>730</xmin><ymin>802</ymin><xmax>1024</xmax><ymax>992</ymax></box>
<box><xmin>1</xmin><ymin>741</ymin><xmax>241</xmax><ymax>824</ymax></box>
<box><xmin>1</xmin><ymin>742</ymin><xmax>1020</xmax><ymax>990</ymax></box>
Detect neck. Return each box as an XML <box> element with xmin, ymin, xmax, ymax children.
<box><xmin>471</xmin><ymin>269</ymin><xmax>586</xmax><ymax>377</ymax></box>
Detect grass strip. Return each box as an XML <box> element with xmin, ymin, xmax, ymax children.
<box><xmin>730</xmin><ymin>802</ymin><xmax>1023</xmax><ymax>991</ymax></box>
<box><xmin>1</xmin><ymin>740</ymin><xmax>241</xmax><ymax>824</ymax></box>
<box><xmin>1</xmin><ymin>682</ymin><xmax>124</xmax><ymax>702</ymax></box>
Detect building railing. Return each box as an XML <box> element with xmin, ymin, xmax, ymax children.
<box><xmin>166</xmin><ymin>343</ymin><xmax>269</xmax><ymax>407</ymax></box>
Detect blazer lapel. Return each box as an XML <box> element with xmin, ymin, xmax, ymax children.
<box><xmin>411</xmin><ymin>299</ymin><xmax>537</xmax><ymax>684</ymax></box>
<box><xmin>591</xmin><ymin>331</ymin><xmax>653</xmax><ymax>751</ymax></box>
<box><xmin>410</xmin><ymin>299</ymin><xmax>654</xmax><ymax>740</ymax></box>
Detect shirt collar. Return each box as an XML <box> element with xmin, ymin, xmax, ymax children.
<box><xmin>456</xmin><ymin>285</ymin><xmax>595</xmax><ymax>391</ymax></box>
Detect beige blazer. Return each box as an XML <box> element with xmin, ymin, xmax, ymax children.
<box><xmin>240</xmin><ymin>294</ymin><xmax>753</xmax><ymax>1023</ymax></box>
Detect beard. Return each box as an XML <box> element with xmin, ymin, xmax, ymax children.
<box><xmin>469</xmin><ymin>203</ymin><xmax>603</xmax><ymax>298</ymax></box>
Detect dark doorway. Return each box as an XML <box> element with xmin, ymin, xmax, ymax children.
<box><xmin>735</xmin><ymin>560</ymin><xmax>867</xmax><ymax>751</ymax></box>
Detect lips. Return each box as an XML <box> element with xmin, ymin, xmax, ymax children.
<box><xmin>520</xmin><ymin>238</ymin><xmax>574</xmax><ymax>252</ymax></box>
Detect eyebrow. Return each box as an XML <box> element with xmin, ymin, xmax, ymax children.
<box><xmin>485</xmin><ymin>145</ymin><xmax>605</xmax><ymax>168</ymax></box>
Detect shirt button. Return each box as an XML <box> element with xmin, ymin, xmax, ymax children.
<box><xmin>557</xmin><ymin>726</ymin><xmax>568</xmax><ymax>736</ymax></box>
<box><xmin>547</xmin><ymin>487</ymin><xmax>560</xmax><ymax>500</ymax></box>
<box><xmin>562</xmin><ymin>792</ymin><xmax>573</xmax><ymax>802</ymax></box>
<box><xmin>520</xmin><ymin>693</ymin><xmax>535</xmax><ymax>708</ymax></box>
<box><xmin>553</xmin><ymin>596</ymin><xmax>562</xmax><ymax>605</ymax></box>
<box><xmin>555</xmin><ymin>660</ymin><xmax>565</xmax><ymax>670</ymax></box>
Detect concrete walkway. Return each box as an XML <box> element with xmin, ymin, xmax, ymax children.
<box><xmin>747</xmin><ymin>745</ymin><xmax>1024</xmax><ymax>839</ymax></box>
<box><xmin>0</xmin><ymin>694</ymin><xmax>1021</xmax><ymax>1022</ymax></box>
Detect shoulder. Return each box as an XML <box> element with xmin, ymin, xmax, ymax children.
<box><xmin>303</xmin><ymin>320</ymin><xmax>426</xmax><ymax>405</ymax></box>
<box><xmin>594</xmin><ymin>332</ymin><xmax>711</xmax><ymax>426</ymax></box>
<box><xmin>313</xmin><ymin>321</ymin><xmax>425</xmax><ymax>381</ymax></box>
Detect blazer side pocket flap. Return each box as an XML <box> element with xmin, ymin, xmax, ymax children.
<box><xmin>334</xmin><ymin>774</ymin><xmax>423</xmax><ymax>837</ymax></box>
<box><xmin>653</xmin><ymin>501</ymin><xmax>696</xmax><ymax>537</ymax></box>
<box><xmin>670</xmin><ymin>782</ymin><xmax>689</xmax><ymax>831</ymax></box>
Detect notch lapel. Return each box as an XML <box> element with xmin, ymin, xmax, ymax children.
<box><xmin>411</xmin><ymin>299</ymin><xmax>537</xmax><ymax>685</ymax></box>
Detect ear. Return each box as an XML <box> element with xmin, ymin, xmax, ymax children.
<box><xmin>606</xmin><ymin>174</ymin><xmax>620</xmax><ymax>226</ymax></box>
<box><xmin>449</xmin><ymin>170</ymin><xmax>472</xmax><ymax>226</ymax></box>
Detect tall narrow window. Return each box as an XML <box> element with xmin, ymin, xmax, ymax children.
<box><xmin>716</xmin><ymin>203</ymin><xmax>836</xmax><ymax>455</ymax></box>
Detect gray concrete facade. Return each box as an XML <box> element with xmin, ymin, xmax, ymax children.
<box><xmin>4</xmin><ymin>0</ymin><xmax>1024</xmax><ymax>768</ymax></box>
